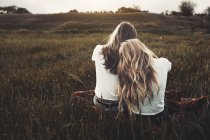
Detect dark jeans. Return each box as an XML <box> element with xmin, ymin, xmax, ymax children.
<box><xmin>93</xmin><ymin>95</ymin><xmax>119</xmax><ymax>112</ymax></box>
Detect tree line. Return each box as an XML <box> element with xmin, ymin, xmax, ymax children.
<box><xmin>69</xmin><ymin>5</ymin><xmax>148</xmax><ymax>14</ymax></box>
<box><xmin>1</xmin><ymin>1</ymin><xmax>210</xmax><ymax>16</ymax></box>
<box><xmin>69</xmin><ymin>1</ymin><xmax>210</xmax><ymax>17</ymax></box>
<box><xmin>163</xmin><ymin>1</ymin><xmax>210</xmax><ymax>16</ymax></box>
<box><xmin>0</xmin><ymin>6</ymin><xmax>31</xmax><ymax>14</ymax></box>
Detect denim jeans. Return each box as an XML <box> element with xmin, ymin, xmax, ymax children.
<box><xmin>93</xmin><ymin>96</ymin><xmax>119</xmax><ymax>112</ymax></box>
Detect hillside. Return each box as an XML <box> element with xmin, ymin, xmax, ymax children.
<box><xmin>0</xmin><ymin>13</ymin><xmax>210</xmax><ymax>34</ymax></box>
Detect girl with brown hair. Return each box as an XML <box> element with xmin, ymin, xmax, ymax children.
<box><xmin>74</xmin><ymin>22</ymin><xmax>137</xmax><ymax>111</ymax></box>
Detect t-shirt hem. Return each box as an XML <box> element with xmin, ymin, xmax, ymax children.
<box><xmin>141</xmin><ymin>108</ymin><xmax>164</xmax><ymax>115</ymax></box>
<box><xmin>95</xmin><ymin>95</ymin><xmax>118</xmax><ymax>101</ymax></box>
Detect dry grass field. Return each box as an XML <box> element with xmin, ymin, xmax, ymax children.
<box><xmin>0</xmin><ymin>13</ymin><xmax>210</xmax><ymax>140</ymax></box>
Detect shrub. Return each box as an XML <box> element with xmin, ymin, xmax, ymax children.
<box><xmin>179</xmin><ymin>1</ymin><xmax>197</xmax><ymax>16</ymax></box>
<box><xmin>204</xmin><ymin>7</ymin><xmax>210</xmax><ymax>16</ymax></box>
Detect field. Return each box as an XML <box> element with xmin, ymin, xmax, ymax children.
<box><xmin>0</xmin><ymin>13</ymin><xmax>210</xmax><ymax>140</ymax></box>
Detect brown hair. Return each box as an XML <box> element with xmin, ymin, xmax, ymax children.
<box><xmin>102</xmin><ymin>22</ymin><xmax>137</xmax><ymax>74</ymax></box>
<box><xmin>117</xmin><ymin>39</ymin><xmax>159</xmax><ymax>114</ymax></box>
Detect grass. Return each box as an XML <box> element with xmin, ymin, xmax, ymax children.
<box><xmin>0</xmin><ymin>13</ymin><xmax>210</xmax><ymax>140</ymax></box>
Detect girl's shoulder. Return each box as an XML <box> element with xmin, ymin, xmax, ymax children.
<box><xmin>94</xmin><ymin>44</ymin><xmax>104</xmax><ymax>51</ymax></box>
<box><xmin>93</xmin><ymin>44</ymin><xmax>104</xmax><ymax>54</ymax></box>
<box><xmin>153</xmin><ymin>57</ymin><xmax>172</xmax><ymax>71</ymax></box>
<box><xmin>92</xmin><ymin>44</ymin><xmax>105</xmax><ymax>61</ymax></box>
<box><xmin>158</xmin><ymin>57</ymin><xmax>171</xmax><ymax>63</ymax></box>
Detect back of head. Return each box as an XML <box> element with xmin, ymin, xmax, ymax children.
<box><xmin>117</xmin><ymin>39</ymin><xmax>158</xmax><ymax>114</ymax></box>
<box><xmin>108</xmin><ymin>22</ymin><xmax>137</xmax><ymax>48</ymax></box>
<box><xmin>102</xmin><ymin>22</ymin><xmax>137</xmax><ymax>74</ymax></box>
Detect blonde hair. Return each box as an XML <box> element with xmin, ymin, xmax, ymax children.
<box><xmin>117</xmin><ymin>39</ymin><xmax>159</xmax><ymax>114</ymax></box>
<box><xmin>102</xmin><ymin>22</ymin><xmax>137</xmax><ymax>74</ymax></box>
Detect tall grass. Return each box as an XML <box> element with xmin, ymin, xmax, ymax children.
<box><xmin>0</xmin><ymin>13</ymin><xmax>210</xmax><ymax>140</ymax></box>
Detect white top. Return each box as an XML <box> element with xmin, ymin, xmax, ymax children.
<box><xmin>92</xmin><ymin>45</ymin><xmax>119</xmax><ymax>101</ymax></box>
<box><xmin>133</xmin><ymin>57</ymin><xmax>172</xmax><ymax>115</ymax></box>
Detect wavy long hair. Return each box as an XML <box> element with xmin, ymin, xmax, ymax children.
<box><xmin>102</xmin><ymin>22</ymin><xmax>137</xmax><ymax>74</ymax></box>
<box><xmin>117</xmin><ymin>39</ymin><xmax>159</xmax><ymax>114</ymax></box>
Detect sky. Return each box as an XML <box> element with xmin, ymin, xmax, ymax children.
<box><xmin>0</xmin><ymin>0</ymin><xmax>209</xmax><ymax>14</ymax></box>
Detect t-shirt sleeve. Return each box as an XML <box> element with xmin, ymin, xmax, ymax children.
<box><xmin>168</xmin><ymin>60</ymin><xmax>172</xmax><ymax>71</ymax></box>
<box><xmin>91</xmin><ymin>45</ymin><xmax>103</xmax><ymax>61</ymax></box>
<box><xmin>165</xmin><ymin>58</ymin><xmax>172</xmax><ymax>71</ymax></box>
<box><xmin>91</xmin><ymin>47</ymin><xmax>97</xmax><ymax>61</ymax></box>
<box><xmin>160</xmin><ymin>57</ymin><xmax>172</xmax><ymax>72</ymax></box>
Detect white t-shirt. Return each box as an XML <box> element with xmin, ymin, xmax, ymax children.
<box><xmin>92</xmin><ymin>45</ymin><xmax>119</xmax><ymax>101</ymax></box>
<box><xmin>133</xmin><ymin>57</ymin><xmax>172</xmax><ymax>115</ymax></box>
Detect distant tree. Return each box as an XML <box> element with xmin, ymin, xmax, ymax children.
<box><xmin>100</xmin><ymin>10</ymin><xmax>114</xmax><ymax>14</ymax></box>
<box><xmin>2</xmin><ymin>6</ymin><xmax>16</xmax><ymax>13</ymax></box>
<box><xmin>164</xmin><ymin>10</ymin><xmax>169</xmax><ymax>16</ymax></box>
<box><xmin>0</xmin><ymin>6</ymin><xmax>31</xmax><ymax>14</ymax></box>
<box><xmin>141</xmin><ymin>10</ymin><xmax>149</xmax><ymax>13</ymax></box>
<box><xmin>108</xmin><ymin>11</ymin><xmax>114</xmax><ymax>14</ymax></box>
<box><xmin>204</xmin><ymin>7</ymin><xmax>210</xmax><ymax>16</ymax></box>
<box><xmin>69</xmin><ymin>9</ymin><xmax>79</xmax><ymax>13</ymax></box>
<box><xmin>16</xmin><ymin>8</ymin><xmax>31</xmax><ymax>14</ymax></box>
<box><xmin>116</xmin><ymin>6</ymin><xmax>141</xmax><ymax>13</ymax></box>
<box><xmin>179</xmin><ymin>1</ymin><xmax>197</xmax><ymax>16</ymax></box>
<box><xmin>170</xmin><ymin>11</ymin><xmax>182</xmax><ymax>16</ymax></box>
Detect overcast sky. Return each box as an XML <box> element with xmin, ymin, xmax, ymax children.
<box><xmin>0</xmin><ymin>0</ymin><xmax>209</xmax><ymax>14</ymax></box>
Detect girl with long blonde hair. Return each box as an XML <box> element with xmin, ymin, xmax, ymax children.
<box><xmin>118</xmin><ymin>39</ymin><xmax>171</xmax><ymax>115</ymax></box>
